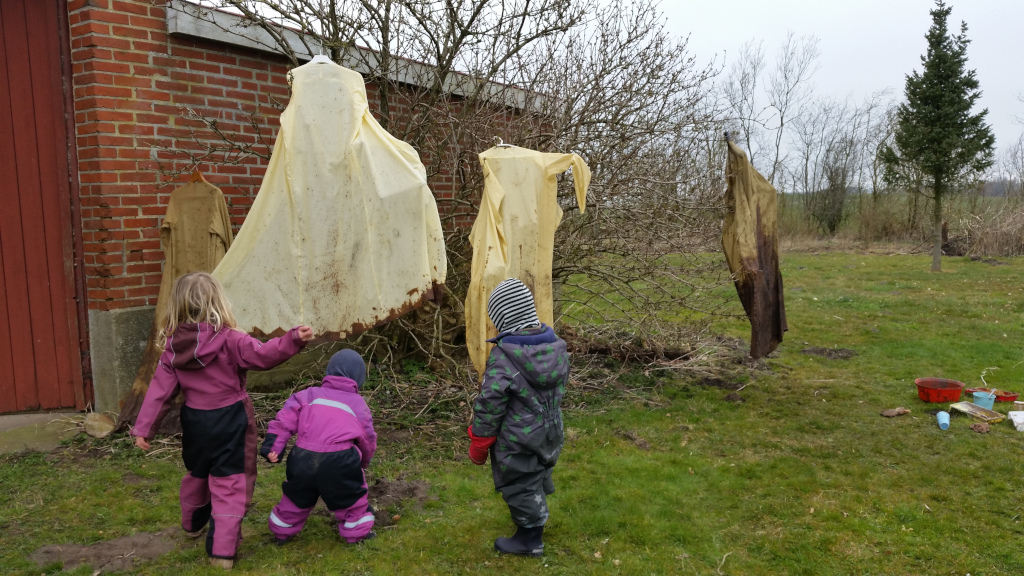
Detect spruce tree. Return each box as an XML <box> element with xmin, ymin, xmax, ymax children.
<box><xmin>882</xmin><ymin>0</ymin><xmax>995</xmax><ymax>272</ymax></box>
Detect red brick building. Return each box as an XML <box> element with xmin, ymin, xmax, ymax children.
<box><xmin>0</xmin><ymin>0</ymin><xmax>493</xmax><ymax>413</ymax></box>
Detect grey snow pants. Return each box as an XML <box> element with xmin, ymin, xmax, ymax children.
<box><xmin>498</xmin><ymin>469</ymin><xmax>555</xmax><ymax>528</ymax></box>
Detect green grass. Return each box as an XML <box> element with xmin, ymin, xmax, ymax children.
<box><xmin>4</xmin><ymin>252</ymin><xmax>1024</xmax><ymax>574</ymax></box>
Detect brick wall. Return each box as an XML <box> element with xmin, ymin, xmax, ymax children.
<box><xmin>67</xmin><ymin>0</ymin><xmax>471</xmax><ymax>313</ymax></box>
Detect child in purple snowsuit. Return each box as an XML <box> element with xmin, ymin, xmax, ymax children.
<box><xmin>132</xmin><ymin>272</ymin><xmax>313</xmax><ymax>569</ymax></box>
<box><xmin>261</xmin><ymin>349</ymin><xmax>378</xmax><ymax>544</ymax></box>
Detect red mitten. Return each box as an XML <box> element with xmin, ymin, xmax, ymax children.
<box><xmin>467</xmin><ymin>426</ymin><xmax>497</xmax><ymax>465</ymax></box>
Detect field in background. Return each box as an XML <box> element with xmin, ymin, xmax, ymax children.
<box><xmin>779</xmin><ymin>190</ymin><xmax>1024</xmax><ymax>258</ymax></box>
<box><xmin>3</xmin><ymin>251</ymin><xmax>1024</xmax><ymax>574</ymax></box>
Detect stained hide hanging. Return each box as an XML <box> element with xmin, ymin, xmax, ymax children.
<box><xmin>722</xmin><ymin>141</ymin><xmax>787</xmax><ymax>358</ymax></box>
<box><xmin>212</xmin><ymin>60</ymin><xmax>447</xmax><ymax>340</ymax></box>
<box><xmin>465</xmin><ymin>145</ymin><xmax>590</xmax><ymax>377</ymax></box>
<box><xmin>116</xmin><ymin>178</ymin><xmax>234</xmax><ymax>433</ymax></box>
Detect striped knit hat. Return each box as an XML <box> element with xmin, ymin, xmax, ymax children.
<box><xmin>487</xmin><ymin>278</ymin><xmax>541</xmax><ymax>334</ymax></box>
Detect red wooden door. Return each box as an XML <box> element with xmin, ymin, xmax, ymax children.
<box><xmin>0</xmin><ymin>0</ymin><xmax>88</xmax><ymax>412</ymax></box>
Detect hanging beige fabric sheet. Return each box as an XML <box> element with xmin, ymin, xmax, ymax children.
<box><xmin>116</xmin><ymin>177</ymin><xmax>233</xmax><ymax>432</ymax></box>
<box><xmin>213</xmin><ymin>60</ymin><xmax>446</xmax><ymax>339</ymax></box>
<box><xmin>722</xmin><ymin>141</ymin><xmax>787</xmax><ymax>359</ymax></box>
<box><xmin>465</xmin><ymin>146</ymin><xmax>590</xmax><ymax>377</ymax></box>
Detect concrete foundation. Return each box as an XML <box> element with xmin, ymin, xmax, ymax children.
<box><xmin>0</xmin><ymin>413</ymin><xmax>80</xmax><ymax>454</ymax></box>
<box><xmin>88</xmin><ymin>306</ymin><xmax>154</xmax><ymax>412</ymax></box>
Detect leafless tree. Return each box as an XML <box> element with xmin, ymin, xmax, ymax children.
<box><xmin>995</xmin><ymin>134</ymin><xmax>1024</xmax><ymax>199</ymax></box>
<box><xmin>785</xmin><ymin>93</ymin><xmax>892</xmax><ymax>236</ymax></box>
<box><xmin>156</xmin><ymin>0</ymin><xmax>730</xmax><ymax>370</ymax></box>
<box><xmin>522</xmin><ymin>2</ymin><xmax>729</xmax><ymax>339</ymax></box>
<box><xmin>722</xmin><ymin>39</ymin><xmax>767</xmax><ymax>167</ymax></box>
<box><xmin>721</xmin><ymin>33</ymin><xmax>819</xmax><ymax>185</ymax></box>
<box><xmin>765</xmin><ymin>32</ymin><xmax>820</xmax><ymax>185</ymax></box>
<box><xmin>789</xmin><ymin>97</ymin><xmax>848</xmax><ymax>232</ymax></box>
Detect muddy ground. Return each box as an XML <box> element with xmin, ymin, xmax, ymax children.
<box><xmin>801</xmin><ymin>347</ymin><xmax>857</xmax><ymax>360</ymax></box>
<box><xmin>29</xmin><ymin>458</ymin><xmax>431</xmax><ymax>572</ymax></box>
<box><xmin>30</xmin><ymin>529</ymin><xmax>177</xmax><ymax>573</ymax></box>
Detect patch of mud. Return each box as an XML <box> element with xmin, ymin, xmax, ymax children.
<box><xmin>801</xmin><ymin>347</ymin><xmax>857</xmax><ymax>360</ymax></box>
<box><xmin>723</xmin><ymin>392</ymin><xmax>746</xmax><ymax>403</ymax></box>
<box><xmin>43</xmin><ymin>446</ymin><xmax>111</xmax><ymax>466</ymax></box>
<box><xmin>742</xmin><ymin>356</ymin><xmax>772</xmax><ymax>372</ymax></box>
<box><xmin>47</xmin><ymin>446</ymin><xmax>108</xmax><ymax>461</ymax></box>
<box><xmin>369</xmin><ymin>477</ymin><xmax>432</xmax><ymax>526</ymax></box>
<box><xmin>30</xmin><ymin>529</ymin><xmax>176</xmax><ymax>573</ymax></box>
<box><xmin>121</xmin><ymin>472</ymin><xmax>150</xmax><ymax>485</ymax></box>
<box><xmin>693</xmin><ymin>376</ymin><xmax>744</xmax><ymax>391</ymax></box>
<box><xmin>615</xmin><ymin>429</ymin><xmax>650</xmax><ymax>450</ymax></box>
<box><xmin>970</xmin><ymin>256</ymin><xmax>1008</xmax><ymax>266</ymax></box>
<box><xmin>379</xmin><ymin>429</ymin><xmax>413</xmax><ymax>444</ymax></box>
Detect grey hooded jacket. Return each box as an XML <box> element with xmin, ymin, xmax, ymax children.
<box><xmin>471</xmin><ymin>325</ymin><xmax>568</xmax><ymax>488</ymax></box>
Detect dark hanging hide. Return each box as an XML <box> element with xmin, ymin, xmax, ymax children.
<box><xmin>722</xmin><ymin>141</ymin><xmax>787</xmax><ymax>358</ymax></box>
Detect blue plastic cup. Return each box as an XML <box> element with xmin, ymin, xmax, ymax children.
<box><xmin>973</xmin><ymin>391</ymin><xmax>996</xmax><ymax>410</ymax></box>
<box><xmin>936</xmin><ymin>411</ymin><xmax>950</xmax><ymax>430</ymax></box>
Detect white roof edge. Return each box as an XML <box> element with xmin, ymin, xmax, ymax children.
<box><xmin>166</xmin><ymin>0</ymin><xmax>531</xmax><ymax>109</ymax></box>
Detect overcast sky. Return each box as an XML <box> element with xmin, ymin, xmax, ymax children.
<box><xmin>659</xmin><ymin>0</ymin><xmax>1024</xmax><ymax>151</ymax></box>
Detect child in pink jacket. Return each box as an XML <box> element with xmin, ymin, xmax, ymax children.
<box><xmin>261</xmin><ymin>349</ymin><xmax>378</xmax><ymax>544</ymax></box>
<box><xmin>132</xmin><ymin>272</ymin><xmax>312</xmax><ymax>569</ymax></box>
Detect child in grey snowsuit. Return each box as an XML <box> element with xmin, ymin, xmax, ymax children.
<box><xmin>468</xmin><ymin>278</ymin><xmax>568</xmax><ymax>557</ymax></box>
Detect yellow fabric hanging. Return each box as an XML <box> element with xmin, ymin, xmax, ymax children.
<box><xmin>465</xmin><ymin>146</ymin><xmax>590</xmax><ymax>377</ymax></box>
<box><xmin>213</xmin><ymin>61</ymin><xmax>447</xmax><ymax>339</ymax></box>
<box><xmin>722</xmin><ymin>141</ymin><xmax>787</xmax><ymax>358</ymax></box>
<box><xmin>158</xmin><ymin>178</ymin><xmax>234</xmax><ymax>319</ymax></box>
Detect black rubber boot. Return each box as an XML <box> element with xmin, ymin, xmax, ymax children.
<box><xmin>494</xmin><ymin>525</ymin><xmax>544</xmax><ymax>557</ymax></box>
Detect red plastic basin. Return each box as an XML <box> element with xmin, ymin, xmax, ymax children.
<box><xmin>915</xmin><ymin>378</ymin><xmax>965</xmax><ymax>403</ymax></box>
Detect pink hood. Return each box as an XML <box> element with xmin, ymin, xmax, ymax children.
<box><xmin>167</xmin><ymin>323</ymin><xmax>229</xmax><ymax>370</ymax></box>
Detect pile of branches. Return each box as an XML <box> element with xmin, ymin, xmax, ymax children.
<box><xmin>955</xmin><ymin>204</ymin><xmax>1024</xmax><ymax>257</ymax></box>
<box><xmin>153</xmin><ymin>0</ymin><xmax>736</xmax><ymax>384</ymax></box>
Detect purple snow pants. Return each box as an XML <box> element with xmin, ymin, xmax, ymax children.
<box><xmin>267</xmin><ymin>445</ymin><xmax>374</xmax><ymax>543</ymax></box>
<box><xmin>179</xmin><ymin>398</ymin><xmax>258</xmax><ymax>559</ymax></box>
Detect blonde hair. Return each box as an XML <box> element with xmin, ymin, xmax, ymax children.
<box><xmin>160</xmin><ymin>272</ymin><xmax>237</xmax><ymax>350</ymax></box>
